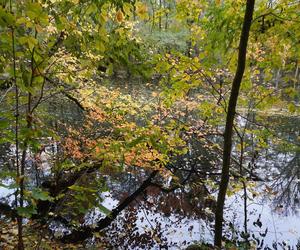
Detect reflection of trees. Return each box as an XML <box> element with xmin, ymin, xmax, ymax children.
<box><xmin>99</xmin><ymin>136</ymin><xmax>220</xmax><ymax>249</ymax></box>
<box><xmin>108</xmin><ymin>134</ymin><xmax>220</xmax><ymax>219</ymax></box>
<box><xmin>151</xmin><ymin>136</ymin><xmax>220</xmax><ymax>218</ymax></box>
<box><xmin>0</xmin><ymin>143</ymin><xmax>15</xmax><ymax>171</ymax></box>
<box><xmin>264</xmin><ymin>116</ymin><xmax>300</xmax><ymax>214</ymax></box>
<box><xmin>271</xmin><ymin>152</ymin><xmax>300</xmax><ymax>214</ymax></box>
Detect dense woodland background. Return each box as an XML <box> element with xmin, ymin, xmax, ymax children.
<box><xmin>0</xmin><ymin>0</ymin><xmax>299</xmax><ymax>249</ymax></box>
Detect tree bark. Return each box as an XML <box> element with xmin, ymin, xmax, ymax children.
<box><xmin>214</xmin><ymin>0</ymin><xmax>255</xmax><ymax>248</ymax></box>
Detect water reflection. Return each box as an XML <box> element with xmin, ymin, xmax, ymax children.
<box><xmin>262</xmin><ymin>116</ymin><xmax>300</xmax><ymax>215</ymax></box>
<box><xmin>0</xmin><ymin>106</ymin><xmax>299</xmax><ymax>248</ymax></box>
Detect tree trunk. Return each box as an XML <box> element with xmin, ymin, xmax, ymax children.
<box><xmin>159</xmin><ymin>0</ymin><xmax>162</xmax><ymax>30</ymax></box>
<box><xmin>214</xmin><ymin>0</ymin><xmax>255</xmax><ymax>247</ymax></box>
<box><xmin>11</xmin><ymin>19</ymin><xmax>24</xmax><ymax>250</ymax></box>
<box><xmin>164</xmin><ymin>0</ymin><xmax>169</xmax><ymax>30</ymax></box>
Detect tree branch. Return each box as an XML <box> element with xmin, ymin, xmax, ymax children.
<box><xmin>60</xmin><ymin>170</ymin><xmax>159</xmax><ymax>243</ymax></box>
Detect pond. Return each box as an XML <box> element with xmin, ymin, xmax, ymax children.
<box><xmin>101</xmin><ymin>115</ymin><xmax>300</xmax><ymax>249</ymax></box>
<box><xmin>0</xmin><ymin>79</ymin><xmax>299</xmax><ymax>249</ymax></box>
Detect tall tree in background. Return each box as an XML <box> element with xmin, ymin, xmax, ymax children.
<box><xmin>214</xmin><ymin>0</ymin><xmax>255</xmax><ymax>247</ymax></box>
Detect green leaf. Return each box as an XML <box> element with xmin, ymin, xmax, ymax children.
<box><xmin>127</xmin><ymin>136</ymin><xmax>145</xmax><ymax>148</ymax></box>
<box><xmin>16</xmin><ymin>206</ymin><xmax>37</xmax><ymax>218</ymax></box>
<box><xmin>26</xmin><ymin>2</ymin><xmax>43</xmax><ymax>20</ymax></box>
<box><xmin>0</xmin><ymin>7</ymin><xmax>15</xmax><ymax>27</ymax></box>
<box><xmin>27</xmin><ymin>37</ymin><xmax>38</xmax><ymax>51</ymax></box>
<box><xmin>69</xmin><ymin>185</ymin><xmax>97</xmax><ymax>193</ymax></box>
<box><xmin>288</xmin><ymin>103</ymin><xmax>296</xmax><ymax>113</ymax></box>
<box><xmin>98</xmin><ymin>204</ymin><xmax>111</xmax><ymax>216</ymax></box>
<box><xmin>0</xmin><ymin>119</ymin><xmax>9</xmax><ymax>129</ymax></box>
<box><xmin>95</xmin><ymin>40</ymin><xmax>106</xmax><ymax>52</ymax></box>
<box><xmin>18</xmin><ymin>36</ymin><xmax>38</xmax><ymax>50</ymax></box>
<box><xmin>31</xmin><ymin>188</ymin><xmax>52</xmax><ymax>201</ymax></box>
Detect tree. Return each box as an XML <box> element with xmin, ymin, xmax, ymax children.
<box><xmin>213</xmin><ymin>0</ymin><xmax>255</xmax><ymax>247</ymax></box>
<box><xmin>0</xmin><ymin>0</ymin><xmax>299</xmax><ymax>248</ymax></box>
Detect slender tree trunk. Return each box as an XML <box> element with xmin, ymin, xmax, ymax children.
<box><xmin>19</xmin><ymin>31</ymin><xmax>35</xmax><ymax>219</ymax></box>
<box><xmin>275</xmin><ymin>69</ymin><xmax>280</xmax><ymax>89</ymax></box>
<box><xmin>150</xmin><ymin>0</ymin><xmax>155</xmax><ymax>32</ymax></box>
<box><xmin>159</xmin><ymin>0</ymin><xmax>162</xmax><ymax>30</ymax></box>
<box><xmin>239</xmin><ymin>136</ymin><xmax>249</xmax><ymax>243</ymax></box>
<box><xmin>294</xmin><ymin>61</ymin><xmax>298</xmax><ymax>90</ymax></box>
<box><xmin>10</xmin><ymin>2</ymin><xmax>24</xmax><ymax>246</ymax></box>
<box><xmin>214</xmin><ymin>0</ymin><xmax>255</xmax><ymax>247</ymax></box>
<box><xmin>164</xmin><ymin>0</ymin><xmax>169</xmax><ymax>30</ymax></box>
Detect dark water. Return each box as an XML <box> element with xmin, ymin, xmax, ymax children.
<box><xmin>0</xmin><ymin>80</ymin><xmax>299</xmax><ymax>249</ymax></box>
<box><xmin>74</xmin><ymin>114</ymin><xmax>300</xmax><ymax>249</ymax></box>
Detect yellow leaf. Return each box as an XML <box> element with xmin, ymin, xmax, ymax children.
<box><xmin>35</xmin><ymin>24</ymin><xmax>43</xmax><ymax>33</ymax></box>
<box><xmin>135</xmin><ymin>2</ymin><xmax>148</xmax><ymax>19</ymax></box>
<box><xmin>151</xmin><ymin>92</ymin><xmax>158</xmax><ymax>97</ymax></box>
<box><xmin>153</xmin><ymin>236</ymin><xmax>161</xmax><ymax>243</ymax></box>
<box><xmin>116</xmin><ymin>10</ymin><xmax>124</xmax><ymax>22</ymax></box>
